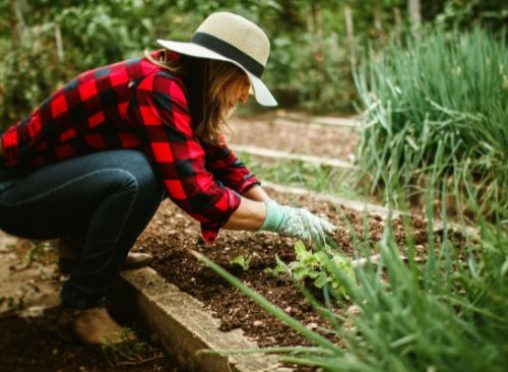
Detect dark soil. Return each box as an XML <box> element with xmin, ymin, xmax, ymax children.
<box><xmin>229</xmin><ymin>118</ymin><xmax>359</xmax><ymax>161</ymax></box>
<box><xmin>0</xmin><ymin>307</ymin><xmax>178</xmax><ymax>372</ymax></box>
<box><xmin>135</xmin><ymin>188</ymin><xmax>461</xmax><ymax>349</ymax></box>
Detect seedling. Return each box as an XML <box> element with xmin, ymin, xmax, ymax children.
<box><xmin>267</xmin><ymin>241</ymin><xmax>355</xmax><ymax>298</ymax></box>
<box><xmin>231</xmin><ymin>255</ymin><xmax>251</xmax><ymax>271</ymax></box>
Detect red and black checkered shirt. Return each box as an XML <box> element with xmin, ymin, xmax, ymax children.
<box><xmin>0</xmin><ymin>51</ymin><xmax>259</xmax><ymax>242</ymax></box>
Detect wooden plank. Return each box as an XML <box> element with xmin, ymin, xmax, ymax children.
<box><xmin>273</xmin><ymin>113</ymin><xmax>363</xmax><ymax>129</ymax></box>
<box><xmin>231</xmin><ymin>144</ymin><xmax>359</xmax><ymax>170</ymax></box>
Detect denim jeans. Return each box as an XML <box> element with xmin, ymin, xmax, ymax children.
<box><xmin>0</xmin><ymin>150</ymin><xmax>165</xmax><ymax>309</ymax></box>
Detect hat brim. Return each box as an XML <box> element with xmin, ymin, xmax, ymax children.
<box><xmin>157</xmin><ymin>39</ymin><xmax>278</xmax><ymax>107</ymax></box>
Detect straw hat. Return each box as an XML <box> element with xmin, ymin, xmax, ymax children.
<box><xmin>157</xmin><ymin>12</ymin><xmax>277</xmax><ymax>107</ymax></box>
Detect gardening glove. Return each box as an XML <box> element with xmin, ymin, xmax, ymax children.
<box><xmin>259</xmin><ymin>200</ymin><xmax>336</xmax><ymax>246</ymax></box>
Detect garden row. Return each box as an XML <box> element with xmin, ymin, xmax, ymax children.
<box><xmin>123</xmin><ymin>179</ymin><xmax>470</xmax><ymax>370</ymax></box>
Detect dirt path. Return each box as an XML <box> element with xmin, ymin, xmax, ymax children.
<box><xmin>0</xmin><ymin>232</ymin><xmax>178</xmax><ymax>371</ymax></box>
<box><xmin>0</xmin><ymin>233</ymin><xmax>61</xmax><ymax>318</ymax></box>
<box><xmin>0</xmin><ymin>308</ymin><xmax>178</xmax><ymax>372</ymax></box>
<box><xmin>229</xmin><ymin>117</ymin><xmax>359</xmax><ymax>161</ymax></box>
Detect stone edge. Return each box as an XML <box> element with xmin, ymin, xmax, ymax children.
<box><xmin>114</xmin><ymin>267</ymin><xmax>287</xmax><ymax>372</ymax></box>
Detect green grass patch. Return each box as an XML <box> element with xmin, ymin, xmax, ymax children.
<box><xmin>238</xmin><ymin>152</ymin><xmax>374</xmax><ymax>204</ymax></box>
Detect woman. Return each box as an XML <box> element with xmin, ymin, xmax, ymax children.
<box><xmin>0</xmin><ymin>12</ymin><xmax>334</xmax><ymax>344</ymax></box>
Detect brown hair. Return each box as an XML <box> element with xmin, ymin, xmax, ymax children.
<box><xmin>144</xmin><ymin>49</ymin><xmax>249</xmax><ymax>145</ymax></box>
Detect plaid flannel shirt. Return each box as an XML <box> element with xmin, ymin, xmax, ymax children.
<box><xmin>0</xmin><ymin>51</ymin><xmax>260</xmax><ymax>242</ymax></box>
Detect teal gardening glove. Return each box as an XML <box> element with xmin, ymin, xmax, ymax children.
<box><xmin>259</xmin><ymin>200</ymin><xmax>336</xmax><ymax>246</ymax></box>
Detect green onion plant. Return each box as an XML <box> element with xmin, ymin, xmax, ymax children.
<box><xmin>355</xmin><ymin>27</ymin><xmax>508</xmax><ymax>222</ymax></box>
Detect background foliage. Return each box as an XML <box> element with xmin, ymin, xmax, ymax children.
<box><xmin>2</xmin><ymin>0</ymin><xmax>507</xmax><ymax>127</ymax></box>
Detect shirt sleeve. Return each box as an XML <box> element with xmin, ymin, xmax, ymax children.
<box><xmin>127</xmin><ymin>71</ymin><xmax>241</xmax><ymax>243</ymax></box>
<box><xmin>201</xmin><ymin>141</ymin><xmax>261</xmax><ymax>194</ymax></box>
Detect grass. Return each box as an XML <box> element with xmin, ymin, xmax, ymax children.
<box><xmin>238</xmin><ymin>152</ymin><xmax>374</xmax><ymax>204</ymax></box>
<box><xmin>354</xmin><ymin>26</ymin><xmax>508</xmax><ymax>222</ymax></box>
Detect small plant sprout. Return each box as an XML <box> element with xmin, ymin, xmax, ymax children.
<box><xmin>269</xmin><ymin>240</ymin><xmax>355</xmax><ymax>298</ymax></box>
<box><xmin>231</xmin><ymin>255</ymin><xmax>252</xmax><ymax>271</ymax></box>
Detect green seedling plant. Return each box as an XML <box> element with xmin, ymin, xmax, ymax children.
<box><xmin>267</xmin><ymin>240</ymin><xmax>355</xmax><ymax>298</ymax></box>
<box><xmin>231</xmin><ymin>255</ymin><xmax>251</xmax><ymax>271</ymax></box>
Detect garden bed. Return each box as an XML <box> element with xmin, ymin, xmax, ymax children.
<box><xmin>134</xmin><ymin>187</ymin><xmax>461</xmax><ymax>350</ymax></box>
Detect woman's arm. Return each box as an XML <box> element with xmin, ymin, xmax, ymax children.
<box><xmin>201</xmin><ymin>142</ymin><xmax>260</xmax><ymax>195</ymax></box>
<box><xmin>242</xmin><ymin>185</ymin><xmax>270</xmax><ymax>202</ymax></box>
<box><xmin>222</xmin><ymin>186</ymin><xmax>270</xmax><ymax>230</ymax></box>
<box><xmin>223</xmin><ymin>196</ymin><xmax>266</xmax><ymax>230</ymax></box>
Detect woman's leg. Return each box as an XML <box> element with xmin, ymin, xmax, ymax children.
<box><xmin>0</xmin><ymin>150</ymin><xmax>165</xmax><ymax>309</ymax></box>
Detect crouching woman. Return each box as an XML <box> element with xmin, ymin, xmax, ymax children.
<box><xmin>0</xmin><ymin>12</ymin><xmax>334</xmax><ymax>345</ymax></box>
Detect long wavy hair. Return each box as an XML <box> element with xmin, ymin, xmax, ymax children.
<box><xmin>144</xmin><ymin>49</ymin><xmax>249</xmax><ymax>145</ymax></box>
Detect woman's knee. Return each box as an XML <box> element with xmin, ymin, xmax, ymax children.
<box><xmin>112</xmin><ymin>151</ymin><xmax>164</xmax><ymax>204</ymax></box>
<box><xmin>124</xmin><ymin>152</ymin><xmax>161</xmax><ymax>191</ymax></box>
<box><xmin>104</xmin><ymin>151</ymin><xmax>158</xmax><ymax>190</ymax></box>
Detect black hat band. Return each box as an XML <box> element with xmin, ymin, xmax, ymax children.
<box><xmin>191</xmin><ymin>32</ymin><xmax>264</xmax><ymax>78</ymax></box>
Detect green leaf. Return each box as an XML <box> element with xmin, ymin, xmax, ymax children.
<box><xmin>231</xmin><ymin>255</ymin><xmax>251</xmax><ymax>271</ymax></box>
<box><xmin>314</xmin><ymin>273</ymin><xmax>329</xmax><ymax>288</ymax></box>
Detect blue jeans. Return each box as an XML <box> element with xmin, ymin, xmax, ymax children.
<box><xmin>0</xmin><ymin>150</ymin><xmax>165</xmax><ymax>309</ymax></box>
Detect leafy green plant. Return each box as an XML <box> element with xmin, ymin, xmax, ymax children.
<box><xmin>231</xmin><ymin>255</ymin><xmax>252</xmax><ymax>271</ymax></box>
<box><xmin>267</xmin><ymin>241</ymin><xmax>355</xmax><ymax>298</ymax></box>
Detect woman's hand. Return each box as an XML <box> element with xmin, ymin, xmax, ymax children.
<box><xmin>260</xmin><ymin>200</ymin><xmax>336</xmax><ymax>246</ymax></box>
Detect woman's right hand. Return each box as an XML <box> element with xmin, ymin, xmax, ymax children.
<box><xmin>260</xmin><ymin>200</ymin><xmax>336</xmax><ymax>246</ymax></box>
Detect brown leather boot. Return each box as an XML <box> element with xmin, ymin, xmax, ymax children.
<box><xmin>57</xmin><ymin>238</ymin><xmax>153</xmax><ymax>274</ymax></box>
<box><xmin>58</xmin><ymin>307</ymin><xmax>137</xmax><ymax>345</ymax></box>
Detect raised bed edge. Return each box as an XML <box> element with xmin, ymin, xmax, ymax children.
<box><xmin>230</xmin><ymin>144</ymin><xmax>359</xmax><ymax>170</ymax></box>
<box><xmin>273</xmin><ymin>115</ymin><xmax>363</xmax><ymax>129</ymax></box>
<box><xmin>262</xmin><ymin>181</ymin><xmax>398</xmax><ymax>218</ymax></box>
<box><xmin>262</xmin><ymin>181</ymin><xmax>478</xmax><ymax>239</ymax></box>
<box><xmin>114</xmin><ymin>267</ymin><xmax>287</xmax><ymax>372</ymax></box>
